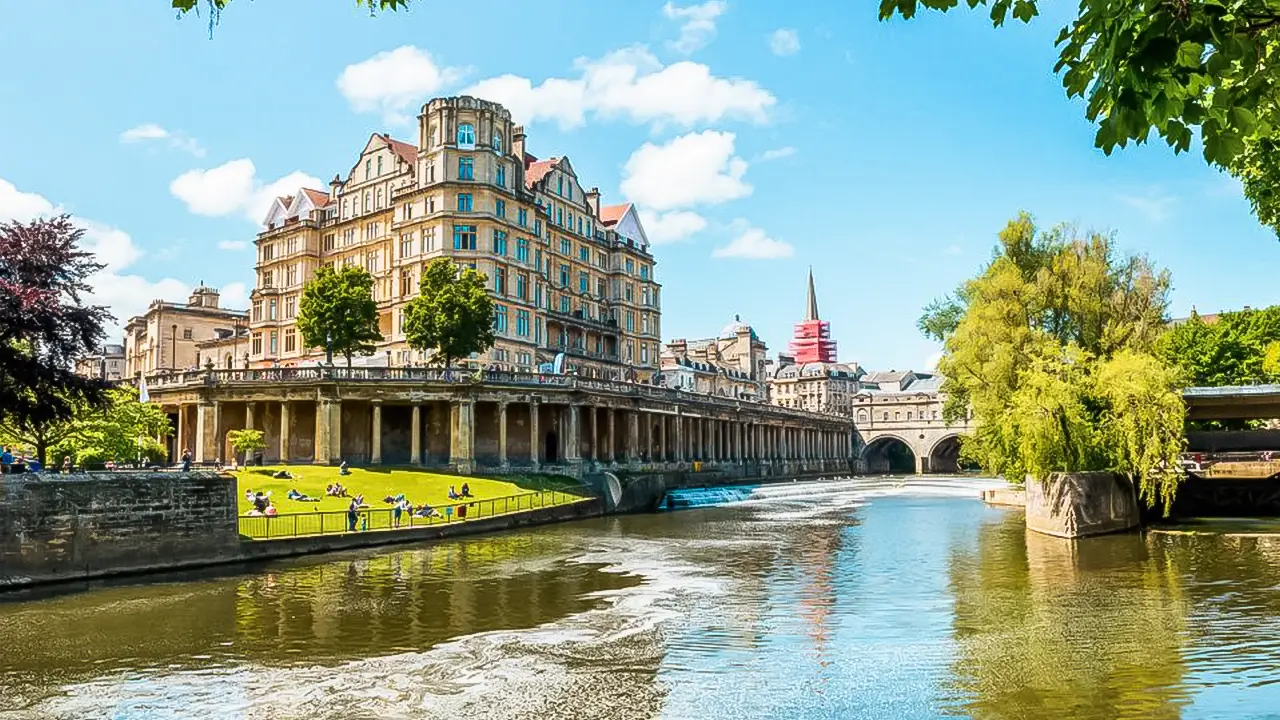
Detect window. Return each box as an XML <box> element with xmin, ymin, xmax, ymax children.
<box><xmin>516</xmin><ymin>238</ymin><xmax>529</xmax><ymax>263</ymax></box>
<box><xmin>578</xmin><ymin>271</ymin><xmax>588</xmax><ymax>293</ymax></box>
<box><xmin>251</xmin><ymin>332</ymin><xmax>262</xmax><ymax>355</ymax></box>
<box><xmin>261</xmin><ymin>270</ymin><xmax>273</xmax><ymax>288</ymax></box>
<box><xmin>268</xmin><ymin>299</ymin><xmax>278</xmax><ymax>321</ymax></box>
<box><xmin>557</xmin><ymin>176</ymin><xmax>563</xmax><ymax>196</ymax></box>
<box><xmin>285</xmin><ymin>295</ymin><xmax>296</xmax><ymax>319</ymax></box>
<box><xmin>534</xmin><ymin>219</ymin><xmax>542</xmax><ymax>237</ymax></box>
<box><xmin>518</xmin><ymin>208</ymin><xmax>527</xmax><ymax>227</ymax></box>
<box><xmin>559</xmin><ymin>264</ymin><xmax>570</xmax><ymax>287</ymax></box>
<box><xmin>559</xmin><ymin>294</ymin><xmax>570</xmax><ymax>313</ymax></box>
<box><xmin>495</xmin><ymin>267</ymin><xmax>507</xmax><ymax>295</ymax></box>
<box><xmin>626</xmin><ymin>311</ymin><xmax>634</xmax><ymax>332</ymax></box>
<box><xmin>453</xmin><ymin>224</ymin><xmax>477</xmax><ymax>250</ymax></box>
<box><xmin>343</xmin><ymin>228</ymin><xmax>355</xmax><ymax>246</ymax></box>
<box><xmin>286</xmin><ymin>238</ymin><xmax>298</xmax><ymax>255</ymax></box>
<box><xmin>516</xmin><ymin>272</ymin><xmax>528</xmax><ymax>300</ymax></box>
<box><xmin>560</xmin><ymin>238</ymin><xmax>571</xmax><ymax>255</ymax></box>
<box><xmin>262</xmin><ymin>244</ymin><xmax>275</xmax><ymax>261</ymax></box>
<box><xmin>269</xmin><ymin>331</ymin><xmax>278</xmax><ymax>355</ymax></box>
<box><xmin>516</xmin><ymin>309</ymin><xmax>530</xmax><ymax>337</ymax></box>
<box><xmin>641</xmin><ymin>344</ymin><xmax>649</xmax><ymax>364</ymax></box>
<box><xmin>640</xmin><ymin>265</ymin><xmax>650</xmax><ymax>280</ymax></box>
<box><xmin>579</xmin><ymin>246</ymin><xmax>589</xmax><ymax>262</ymax></box>
<box><xmin>625</xmin><ymin>283</ymin><xmax>634</xmax><ymax>302</ymax></box>
<box><xmin>284</xmin><ymin>328</ymin><xmax>296</xmax><ymax>353</ymax></box>
<box><xmin>403</xmin><ymin>202</ymin><xmax>415</xmax><ymax>221</ymax></box>
<box><xmin>535</xmin><ymin>318</ymin><xmax>543</xmax><ymax>343</ymax></box>
<box><xmin>365</xmin><ymin>158</ymin><xmax>372</xmax><ymax>179</ymax></box>
<box><xmin>457</xmin><ymin>193</ymin><xmax>473</xmax><ymax>212</ymax></box>
<box><xmin>323</xmin><ymin>233</ymin><xmax>335</xmax><ymax>251</ymax></box>
<box><xmin>423</xmin><ymin>226</ymin><xmax>437</xmax><ymax>252</ymax></box>
<box><xmin>363</xmin><ymin>191</ymin><xmax>370</xmax><ymax>212</ymax></box>
<box><xmin>557</xmin><ymin>207</ymin><xmax>563</xmax><ymax>226</ymax></box>
<box><xmin>493</xmin><ymin>304</ymin><xmax>508</xmax><ymax>333</ymax></box>
<box><xmin>457</xmin><ymin>123</ymin><xmax>476</xmax><ymax>148</ymax></box>
<box><xmin>400</xmin><ymin>268</ymin><xmax>414</xmax><ymax>297</ymax></box>
<box><xmin>535</xmin><ymin>249</ymin><xmax>543</xmax><ymax>273</ymax></box>
<box><xmin>377</xmin><ymin>156</ymin><xmax>383</xmax><ymax>176</ymax></box>
<box><xmin>182</xmin><ymin>328</ymin><xmax>193</xmax><ymax>340</ymax></box>
<box><xmin>493</xmin><ymin>133</ymin><xmax>503</xmax><ymax>154</ymax></box>
<box><xmin>458</xmin><ymin>156</ymin><xmax>474</xmax><ymax>180</ymax></box>
<box><xmin>400</xmin><ymin>232</ymin><xmax>416</xmax><ymax>258</ymax></box>
<box><xmin>375</xmin><ymin>187</ymin><xmax>383</xmax><ymax>209</ymax></box>
<box><xmin>365</xmin><ymin>252</ymin><xmax>379</xmax><ymax>274</ymax></box>
<box><xmin>496</xmin><ymin>165</ymin><xmax>506</xmax><ymax>187</ymax></box>
<box><xmin>495</xmin><ymin>199</ymin><xmax>506</xmax><ymax>218</ymax></box>
<box><xmin>286</xmin><ymin>264</ymin><xmax>298</xmax><ymax>286</ymax></box>
<box><xmin>492</xmin><ymin>229</ymin><xmax>508</xmax><ymax>256</ymax></box>
<box><xmin>626</xmin><ymin>258</ymin><xmax>635</xmax><ymax>274</ymax></box>
<box><xmin>642</xmin><ymin>314</ymin><xmax>649</xmax><ymax>334</ymax></box>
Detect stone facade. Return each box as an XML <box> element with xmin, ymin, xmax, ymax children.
<box><xmin>123</xmin><ymin>286</ymin><xmax>249</xmax><ymax>379</ymax></box>
<box><xmin>0</xmin><ymin>471</ymin><xmax>239</xmax><ymax>587</ymax></box>
<box><xmin>1023</xmin><ymin>472</ymin><xmax>1140</xmax><ymax>538</ymax></box>
<box><xmin>146</xmin><ymin>366</ymin><xmax>857</xmax><ymax>479</ymax></box>
<box><xmin>246</xmin><ymin>96</ymin><xmax>661</xmax><ymax>381</ymax></box>
<box><xmin>661</xmin><ymin>318</ymin><xmax>768</xmax><ymax>400</ymax></box>
<box><xmin>73</xmin><ymin>343</ymin><xmax>126</xmax><ymax>382</ymax></box>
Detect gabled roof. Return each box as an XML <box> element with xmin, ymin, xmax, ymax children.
<box><xmin>600</xmin><ymin>203</ymin><xmax>630</xmax><ymax>226</ymax></box>
<box><xmin>381</xmin><ymin>134</ymin><xmax>417</xmax><ymax>165</ymax></box>
<box><xmin>525</xmin><ymin>157</ymin><xmax>559</xmax><ymax>187</ymax></box>
<box><xmin>279</xmin><ymin>196</ymin><xmax>294</xmax><ymax>210</ymax></box>
<box><xmin>301</xmin><ymin>188</ymin><xmax>332</xmax><ymax>208</ymax></box>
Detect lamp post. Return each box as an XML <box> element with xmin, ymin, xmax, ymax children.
<box><xmin>325</xmin><ymin>331</ymin><xmax>333</xmax><ymax>367</ymax></box>
<box><xmin>170</xmin><ymin>324</ymin><xmax>177</xmax><ymax>370</ymax></box>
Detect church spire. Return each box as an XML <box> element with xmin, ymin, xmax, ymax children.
<box><xmin>805</xmin><ymin>267</ymin><xmax>820</xmax><ymax>321</ymax></box>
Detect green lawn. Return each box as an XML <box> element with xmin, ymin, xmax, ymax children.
<box><xmin>233</xmin><ymin>465</ymin><xmax>589</xmax><ymax>539</ymax></box>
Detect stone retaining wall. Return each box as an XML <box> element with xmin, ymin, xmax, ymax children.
<box><xmin>1024</xmin><ymin>471</ymin><xmax>1140</xmax><ymax>539</ymax></box>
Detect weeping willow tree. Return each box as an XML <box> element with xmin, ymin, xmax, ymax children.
<box><xmin>921</xmin><ymin>213</ymin><xmax>1187</xmax><ymax>513</ymax></box>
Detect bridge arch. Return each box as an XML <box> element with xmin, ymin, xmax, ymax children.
<box><xmin>926</xmin><ymin>434</ymin><xmax>964</xmax><ymax>474</ymax></box>
<box><xmin>862</xmin><ymin>434</ymin><xmax>917</xmax><ymax>474</ymax></box>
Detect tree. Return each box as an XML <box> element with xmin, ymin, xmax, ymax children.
<box><xmin>296</xmin><ymin>265</ymin><xmax>383</xmax><ymax>367</ymax></box>
<box><xmin>173</xmin><ymin>0</ymin><xmax>411</xmax><ymax>32</ymax></box>
<box><xmin>227</xmin><ymin>428</ymin><xmax>267</xmax><ymax>464</ymax></box>
<box><xmin>879</xmin><ymin>1</ymin><xmax>1280</xmax><ymax>236</ymax></box>
<box><xmin>922</xmin><ymin>212</ymin><xmax>1187</xmax><ymax>512</ymax></box>
<box><xmin>2</xmin><ymin>386</ymin><xmax>172</xmax><ymax>467</ymax></box>
<box><xmin>0</xmin><ymin>215</ymin><xmax>111</xmax><ymax>437</ymax></box>
<box><xmin>1156</xmin><ymin>305</ymin><xmax>1280</xmax><ymax>385</ymax></box>
<box><xmin>403</xmin><ymin>257</ymin><xmax>495</xmax><ymax>368</ymax></box>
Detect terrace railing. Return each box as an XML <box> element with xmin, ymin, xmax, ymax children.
<box><xmin>238</xmin><ymin>487</ymin><xmax>590</xmax><ymax>540</ymax></box>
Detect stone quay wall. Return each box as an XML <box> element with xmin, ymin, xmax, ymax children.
<box><xmin>0</xmin><ymin>471</ymin><xmax>239</xmax><ymax>588</ymax></box>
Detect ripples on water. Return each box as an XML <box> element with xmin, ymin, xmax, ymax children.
<box><xmin>5</xmin><ymin>475</ymin><xmax>1280</xmax><ymax>719</ymax></box>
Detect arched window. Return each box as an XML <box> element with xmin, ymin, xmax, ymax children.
<box><xmin>493</xmin><ymin>133</ymin><xmax>503</xmax><ymax>154</ymax></box>
<box><xmin>857</xmin><ymin>409</ymin><xmax>868</xmax><ymax>422</ymax></box>
<box><xmin>375</xmin><ymin>187</ymin><xmax>383</xmax><ymax>208</ymax></box>
<box><xmin>457</xmin><ymin>123</ymin><xmax>476</xmax><ymax>148</ymax></box>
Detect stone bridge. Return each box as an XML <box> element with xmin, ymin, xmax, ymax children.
<box><xmin>850</xmin><ymin>390</ymin><xmax>975</xmax><ymax>474</ymax></box>
<box><xmin>142</xmin><ymin>366</ymin><xmax>865</xmax><ymax>481</ymax></box>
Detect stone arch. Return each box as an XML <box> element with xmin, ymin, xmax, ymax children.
<box><xmin>927</xmin><ymin>434</ymin><xmax>964</xmax><ymax>474</ymax></box>
<box><xmin>862</xmin><ymin>434</ymin><xmax>916</xmax><ymax>474</ymax></box>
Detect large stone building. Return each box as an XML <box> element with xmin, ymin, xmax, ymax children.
<box><xmin>247</xmin><ymin>96</ymin><xmax>662</xmax><ymax>381</ymax></box>
<box><xmin>768</xmin><ymin>272</ymin><xmax>863</xmax><ymax>415</ymax></box>
<box><xmin>74</xmin><ymin>344</ymin><xmax>126</xmax><ymax>382</ymax></box>
<box><xmin>123</xmin><ymin>286</ymin><xmax>249</xmax><ymax>379</ymax></box>
<box><xmin>661</xmin><ymin>316</ymin><xmax>769</xmax><ymax>400</ymax></box>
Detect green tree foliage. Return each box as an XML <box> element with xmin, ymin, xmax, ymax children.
<box><xmin>403</xmin><ymin>258</ymin><xmax>496</xmax><ymax>368</ymax></box>
<box><xmin>922</xmin><ymin>212</ymin><xmax>1186</xmax><ymax>511</ymax></box>
<box><xmin>1</xmin><ymin>215</ymin><xmax>111</xmax><ymax>433</ymax></box>
<box><xmin>1156</xmin><ymin>305</ymin><xmax>1280</xmax><ymax>385</ymax></box>
<box><xmin>879</xmin><ymin>0</ymin><xmax>1280</xmax><ymax>236</ymax></box>
<box><xmin>296</xmin><ymin>265</ymin><xmax>383</xmax><ymax>368</ymax></box>
<box><xmin>227</xmin><ymin>428</ymin><xmax>267</xmax><ymax>463</ymax></box>
<box><xmin>2</xmin><ymin>386</ymin><xmax>172</xmax><ymax>467</ymax></box>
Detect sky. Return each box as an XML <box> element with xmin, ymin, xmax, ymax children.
<box><xmin>2</xmin><ymin>1</ymin><xmax>1278</xmax><ymax>373</ymax></box>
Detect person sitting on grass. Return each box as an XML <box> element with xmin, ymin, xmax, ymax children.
<box><xmin>326</xmin><ymin>482</ymin><xmax>349</xmax><ymax>497</ymax></box>
<box><xmin>460</xmin><ymin>482</ymin><xmax>472</xmax><ymax>498</ymax></box>
<box><xmin>448</xmin><ymin>485</ymin><xmax>460</xmax><ymax>500</ymax></box>
<box><xmin>287</xmin><ymin>488</ymin><xmax>320</xmax><ymax>502</ymax></box>
<box><xmin>414</xmin><ymin>503</ymin><xmax>441</xmax><ymax>518</ymax></box>
<box><xmin>338</xmin><ymin>460</ymin><xmax>351</xmax><ymax>476</ymax></box>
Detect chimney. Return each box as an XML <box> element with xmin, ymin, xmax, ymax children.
<box><xmin>512</xmin><ymin>125</ymin><xmax>527</xmax><ymax>165</ymax></box>
<box><xmin>586</xmin><ymin>186</ymin><xmax>601</xmax><ymax>218</ymax></box>
<box><xmin>329</xmin><ymin>174</ymin><xmax>342</xmax><ymax>199</ymax></box>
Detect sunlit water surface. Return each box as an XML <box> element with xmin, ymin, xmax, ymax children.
<box><xmin>5</xmin><ymin>475</ymin><xmax>1280</xmax><ymax>719</ymax></box>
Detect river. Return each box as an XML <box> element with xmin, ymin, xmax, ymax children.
<box><xmin>4</xmin><ymin>475</ymin><xmax>1280</xmax><ymax>719</ymax></box>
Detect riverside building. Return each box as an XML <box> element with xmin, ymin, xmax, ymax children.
<box><xmin>248</xmin><ymin>96</ymin><xmax>661</xmax><ymax>381</ymax></box>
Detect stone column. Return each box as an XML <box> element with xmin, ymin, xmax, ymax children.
<box><xmin>279</xmin><ymin>401</ymin><xmax>290</xmax><ymax>462</ymax></box>
<box><xmin>607</xmin><ymin>409</ymin><xmax>616</xmax><ymax>463</ymax></box>
<box><xmin>194</xmin><ymin>402</ymin><xmax>210</xmax><ymax>463</ymax></box>
<box><xmin>329</xmin><ymin>400</ymin><xmax>343</xmax><ymax>465</ymax></box>
<box><xmin>627</xmin><ymin>411</ymin><xmax>639</xmax><ymax>463</ymax></box>
<box><xmin>589</xmin><ymin>406</ymin><xmax>598</xmax><ymax>462</ymax></box>
<box><xmin>245</xmin><ymin>402</ymin><xmax>255</xmax><ymax>431</ymax></box>
<box><xmin>566</xmin><ymin>404</ymin><xmax>580</xmax><ymax>461</ymax></box>
<box><xmin>450</xmin><ymin>400</ymin><xmax>476</xmax><ymax>473</ymax></box>
<box><xmin>916</xmin><ymin>453</ymin><xmax>925</xmax><ymax>475</ymax></box>
<box><xmin>659</xmin><ymin>413</ymin><xmax>667</xmax><ymax>461</ymax></box>
<box><xmin>371</xmin><ymin>401</ymin><xmax>383</xmax><ymax>465</ymax></box>
<box><xmin>498</xmin><ymin>401</ymin><xmax>509</xmax><ymax>468</ymax></box>
<box><xmin>410</xmin><ymin>405</ymin><xmax>422</xmax><ymax>465</ymax></box>
<box><xmin>675</xmin><ymin>409</ymin><xmax>685</xmax><ymax>463</ymax></box>
<box><xmin>211</xmin><ymin>401</ymin><xmax>222</xmax><ymax>462</ymax></box>
<box><xmin>314</xmin><ymin>399</ymin><xmax>331</xmax><ymax>464</ymax></box>
<box><xmin>529</xmin><ymin>399</ymin><xmax>540</xmax><ymax>468</ymax></box>
<box><xmin>176</xmin><ymin>404</ymin><xmax>187</xmax><ymax>461</ymax></box>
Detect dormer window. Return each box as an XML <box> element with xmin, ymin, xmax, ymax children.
<box><xmin>457</xmin><ymin>123</ymin><xmax>476</xmax><ymax>149</ymax></box>
<box><xmin>493</xmin><ymin>133</ymin><xmax>503</xmax><ymax>154</ymax></box>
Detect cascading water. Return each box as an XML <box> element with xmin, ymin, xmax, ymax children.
<box><xmin>660</xmin><ymin>475</ymin><xmax>1006</xmax><ymax>512</ymax></box>
<box><xmin>661</xmin><ymin>485</ymin><xmax>759</xmax><ymax>510</ymax></box>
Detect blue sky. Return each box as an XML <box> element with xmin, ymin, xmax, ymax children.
<box><xmin>1</xmin><ymin>1</ymin><xmax>1276</xmax><ymax>372</ymax></box>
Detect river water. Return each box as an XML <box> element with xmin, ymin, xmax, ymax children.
<box><xmin>5</xmin><ymin>475</ymin><xmax>1280</xmax><ymax>719</ymax></box>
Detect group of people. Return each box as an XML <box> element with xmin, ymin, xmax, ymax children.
<box><xmin>244</xmin><ymin>490</ymin><xmax>278</xmax><ymax>516</ymax></box>
<box><xmin>448</xmin><ymin>483</ymin><xmax>473</xmax><ymax>500</ymax></box>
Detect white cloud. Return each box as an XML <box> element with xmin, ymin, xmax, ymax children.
<box><xmin>119</xmin><ymin>123</ymin><xmax>206</xmax><ymax>157</ymax></box>
<box><xmin>925</xmin><ymin>351</ymin><xmax>943</xmax><ymax>371</ymax></box>
<box><xmin>622</xmin><ymin>130</ymin><xmax>751</xmax><ymax>211</ymax></box>
<box><xmin>759</xmin><ymin>146</ymin><xmax>796</xmax><ymax>162</ymax></box>
<box><xmin>663</xmin><ymin>1</ymin><xmax>728</xmax><ymax>54</ymax></box>
<box><xmin>219</xmin><ymin>281</ymin><xmax>249</xmax><ymax>311</ymax></box>
<box><xmin>0</xmin><ymin>177</ymin><xmax>199</xmax><ymax>336</ymax></box>
<box><xmin>638</xmin><ymin>209</ymin><xmax>708</xmax><ymax>244</ymax></box>
<box><xmin>170</xmin><ymin>159</ymin><xmax>323</xmax><ymax>224</ymax></box>
<box><xmin>712</xmin><ymin>225</ymin><xmax>794</xmax><ymax>259</ymax></box>
<box><xmin>769</xmin><ymin>28</ymin><xmax>801</xmax><ymax>56</ymax></box>
<box><xmin>218</xmin><ymin>240</ymin><xmax>249</xmax><ymax>251</ymax></box>
<box><xmin>461</xmin><ymin>45</ymin><xmax>774</xmax><ymax>130</ymax></box>
<box><xmin>337</xmin><ymin>46</ymin><xmax>463</xmax><ymax>125</ymax></box>
<box><xmin>1118</xmin><ymin>191</ymin><xmax>1176</xmax><ymax>222</ymax></box>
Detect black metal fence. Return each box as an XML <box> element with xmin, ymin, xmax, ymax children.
<box><xmin>238</xmin><ymin>488</ymin><xmax>588</xmax><ymax>540</ymax></box>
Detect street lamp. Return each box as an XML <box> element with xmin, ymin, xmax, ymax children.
<box><xmin>170</xmin><ymin>324</ymin><xmax>177</xmax><ymax>370</ymax></box>
<box><xmin>325</xmin><ymin>331</ymin><xmax>334</xmax><ymax>366</ymax></box>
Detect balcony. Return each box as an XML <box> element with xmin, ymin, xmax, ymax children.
<box><xmin>545</xmin><ymin>344</ymin><xmax>620</xmax><ymax>364</ymax></box>
<box><xmin>547</xmin><ymin>307</ymin><xmax>619</xmax><ymax>334</ymax></box>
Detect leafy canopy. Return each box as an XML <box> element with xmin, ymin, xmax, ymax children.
<box><xmin>2</xmin><ymin>386</ymin><xmax>172</xmax><ymax>467</ymax></box>
<box><xmin>1156</xmin><ymin>304</ymin><xmax>1280</xmax><ymax>385</ymax></box>
<box><xmin>228</xmin><ymin>428</ymin><xmax>267</xmax><ymax>456</ymax></box>
<box><xmin>879</xmin><ymin>0</ymin><xmax>1280</xmax><ymax>236</ymax></box>
<box><xmin>403</xmin><ymin>258</ymin><xmax>496</xmax><ymax>368</ymax></box>
<box><xmin>923</xmin><ymin>212</ymin><xmax>1186</xmax><ymax>512</ymax></box>
<box><xmin>297</xmin><ymin>264</ymin><xmax>383</xmax><ymax>367</ymax></box>
<box><xmin>0</xmin><ymin>215</ymin><xmax>111</xmax><ymax>432</ymax></box>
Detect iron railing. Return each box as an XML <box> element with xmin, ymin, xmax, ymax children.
<box><xmin>238</xmin><ymin>487</ymin><xmax>589</xmax><ymax>540</ymax></box>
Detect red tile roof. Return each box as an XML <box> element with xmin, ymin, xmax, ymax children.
<box><xmin>524</xmin><ymin>157</ymin><xmax>559</xmax><ymax>188</ymax></box>
<box><xmin>381</xmin><ymin>134</ymin><xmax>417</xmax><ymax>166</ymax></box>
<box><xmin>599</xmin><ymin>203</ymin><xmax>630</xmax><ymax>226</ymax></box>
<box><xmin>301</xmin><ymin>188</ymin><xmax>332</xmax><ymax>208</ymax></box>
<box><xmin>278</xmin><ymin>196</ymin><xmax>293</xmax><ymax>210</ymax></box>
